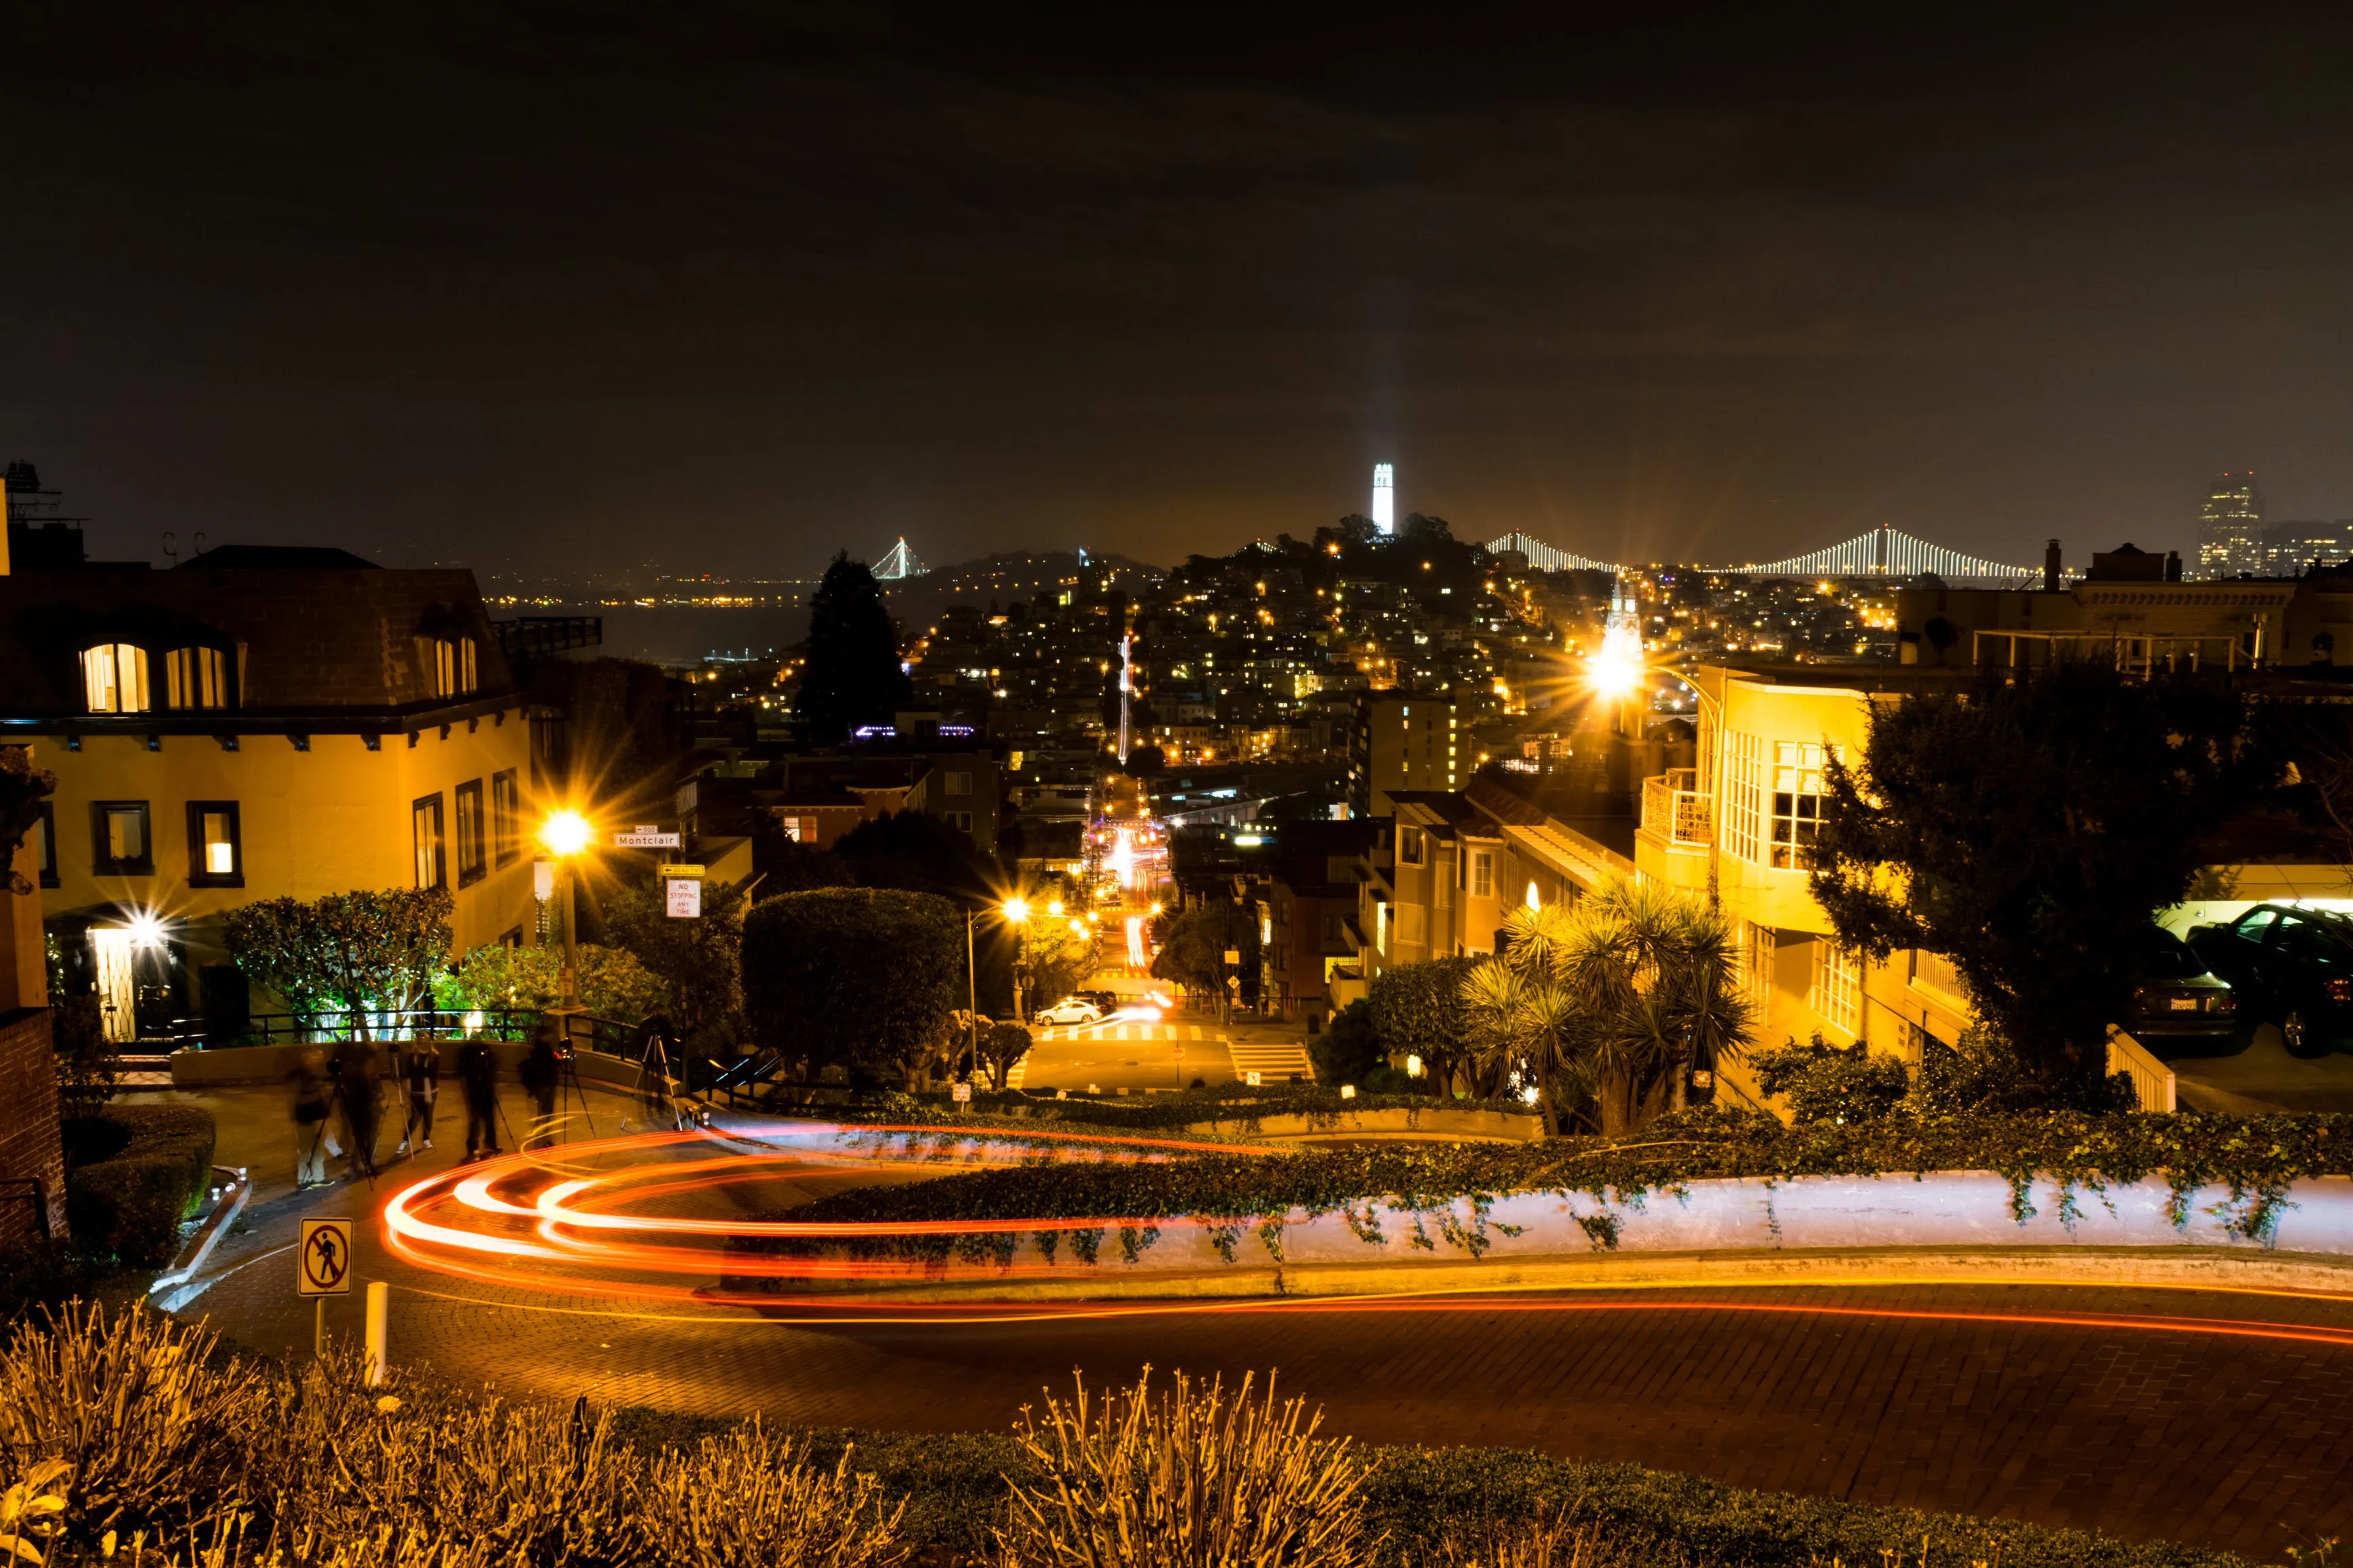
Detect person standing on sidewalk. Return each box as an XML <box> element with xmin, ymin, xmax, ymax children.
<box><xmin>458</xmin><ymin>1036</ymin><xmax>499</xmax><ymax>1160</ymax></box>
<box><xmin>287</xmin><ymin>1048</ymin><xmax>335</xmax><ymax>1188</ymax></box>
<box><xmin>520</xmin><ymin>1025</ymin><xmax>562</xmax><ymax>1149</ymax></box>
<box><xmin>397</xmin><ymin>1042</ymin><xmax>442</xmax><ymax>1155</ymax></box>
<box><xmin>329</xmin><ymin>1038</ymin><xmax>381</xmax><ymax>1180</ymax></box>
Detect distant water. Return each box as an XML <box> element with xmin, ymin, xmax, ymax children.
<box><xmin>562</xmin><ymin>604</ymin><xmax>811</xmax><ymax>666</ymax></box>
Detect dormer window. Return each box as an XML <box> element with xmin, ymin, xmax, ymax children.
<box><xmin>163</xmin><ymin>647</ymin><xmax>232</xmax><ymax>710</ymax></box>
<box><xmin>82</xmin><ymin>644</ymin><xmax>151</xmax><ymax>713</ymax></box>
<box><xmin>433</xmin><ymin>636</ymin><xmax>478</xmax><ymax>698</ymax></box>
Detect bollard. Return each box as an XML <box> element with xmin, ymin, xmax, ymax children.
<box><xmin>365</xmin><ymin>1281</ymin><xmax>390</xmax><ymax>1385</ymax></box>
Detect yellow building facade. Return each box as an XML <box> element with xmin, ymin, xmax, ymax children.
<box><xmin>1636</xmin><ymin>663</ymin><xmax>1977</xmax><ymax>1106</ymax></box>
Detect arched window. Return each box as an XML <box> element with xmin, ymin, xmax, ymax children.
<box><xmin>163</xmin><ymin>646</ymin><xmax>232</xmax><ymax>710</ymax></box>
<box><xmin>82</xmin><ymin>644</ymin><xmax>151</xmax><ymax>714</ymax></box>
<box><xmin>432</xmin><ymin>636</ymin><xmax>479</xmax><ymax>698</ymax></box>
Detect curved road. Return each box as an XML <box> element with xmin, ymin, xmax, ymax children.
<box><xmin>169</xmin><ymin>1088</ymin><xmax>2353</xmax><ymax>1560</ymax></box>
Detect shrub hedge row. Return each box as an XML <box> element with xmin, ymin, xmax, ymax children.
<box><xmin>63</xmin><ymin>1105</ymin><xmax>217</xmax><ymax>1269</ymax></box>
<box><xmin>821</xmin><ymin>1082</ymin><xmax>1539</xmax><ymax>1133</ymax></box>
<box><xmin>755</xmin><ymin>1107</ymin><xmax>2353</xmax><ymax>1269</ymax></box>
<box><xmin>604</xmin><ymin>1406</ymin><xmax>2250</xmax><ymax>1568</ymax></box>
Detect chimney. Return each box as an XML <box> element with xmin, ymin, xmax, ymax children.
<box><xmin>2043</xmin><ymin>539</ymin><xmax>2062</xmax><ymax>594</ymax></box>
<box><xmin>2165</xmin><ymin>550</ymin><xmax>2183</xmax><ymax>582</ymax></box>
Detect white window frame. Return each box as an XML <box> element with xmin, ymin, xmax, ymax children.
<box><xmin>1770</xmin><ymin>741</ymin><xmax>1831</xmax><ymax>871</ymax></box>
<box><xmin>1812</xmin><ymin>941</ymin><xmax>1860</xmax><ymax>1036</ymax></box>
<box><xmin>1723</xmin><ymin>731</ymin><xmax>1764</xmax><ymax>864</ymax></box>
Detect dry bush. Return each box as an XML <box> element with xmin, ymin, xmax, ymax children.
<box><xmin>636</xmin><ymin>1423</ymin><xmax>907</xmax><ymax>1568</ymax></box>
<box><xmin>0</xmin><ymin>1305</ymin><xmax>263</xmax><ymax>1546</ymax></box>
<box><xmin>999</xmin><ymin>1367</ymin><xmax>1379</xmax><ymax>1568</ymax></box>
<box><xmin>1412</xmin><ymin>1510</ymin><xmax>1695</xmax><ymax>1568</ymax></box>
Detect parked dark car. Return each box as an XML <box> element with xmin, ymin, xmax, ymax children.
<box><xmin>2121</xmin><ymin>924</ymin><xmax>2238</xmax><ymax>1044</ymax></box>
<box><xmin>2185</xmin><ymin>903</ymin><xmax>2353</xmax><ymax>1057</ymax></box>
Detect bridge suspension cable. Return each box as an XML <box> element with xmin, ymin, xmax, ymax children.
<box><xmin>874</xmin><ymin>536</ymin><xmax>926</xmax><ymax>580</ymax></box>
<box><xmin>1484</xmin><ymin>524</ymin><xmax>2048</xmax><ymax>585</ymax></box>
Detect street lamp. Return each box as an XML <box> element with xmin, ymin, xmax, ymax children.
<box><xmin>538</xmin><ymin>809</ymin><xmax>594</xmax><ymax>1011</ymax></box>
<box><xmin>964</xmin><ymin>895</ymin><xmax>1039</xmax><ymax>1088</ymax></box>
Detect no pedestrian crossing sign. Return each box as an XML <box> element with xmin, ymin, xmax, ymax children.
<box><xmin>299</xmin><ymin>1218</ymin><xmax>353</xmax><ymax>1296</ymax></box>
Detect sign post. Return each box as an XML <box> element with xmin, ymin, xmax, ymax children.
<box><xmin>298</xmin><ymin>1217</ymin><xmax>353</xmax><ymax>1358</ymax></box>
<box><xmin>952</xmin><ymin>1080</ymin><xmax>973</xmax><ymax>1111</ymax></box>
<box><xmin>661</xmin><ymin>863</ymin><xmax>706</xmax><ymax>920</ymax></box>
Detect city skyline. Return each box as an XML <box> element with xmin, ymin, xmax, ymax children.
<box><xmin>8</xmin><ymin>10</ymin><xmax>2353</xmax><ymax>578</ymax></box>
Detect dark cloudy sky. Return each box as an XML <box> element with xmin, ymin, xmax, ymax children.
<box><xmin>10</xmin><ymin>5</ymin><xmax>2353</xmax><ymax>578</ymax></box>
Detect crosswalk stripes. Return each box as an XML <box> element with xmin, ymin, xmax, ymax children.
<box><xmin>1032</xmin><ymin>1023</ymin><xmax>1216</xmax><ymax>1042</ymax></box>
<box><xmin>1226</xmin><ymin>1038</ymin><xmax>1314</xmax><ymax>1083</ymax></box>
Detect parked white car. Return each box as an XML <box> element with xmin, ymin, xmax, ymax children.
<box><xmin>1037</xmin><ymin>997</ymin><xmax>1106</xmax><ymax>1026</ymax></box>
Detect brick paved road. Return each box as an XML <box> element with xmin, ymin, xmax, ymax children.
<box><xmin>168</xmin><ymin>1087</ymin><xmax>2353</xmax><ymax>1560</ymax></box>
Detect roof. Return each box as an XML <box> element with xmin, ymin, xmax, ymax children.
<box><xmin>180</xmin><ymin>545</ymin><xmax>380</xmax><ymax>570</ymax></box>
<box><xmin>1502</xmin><ymin>820</ymin><xmax>1636</xmax><ymax>894</ymax></box>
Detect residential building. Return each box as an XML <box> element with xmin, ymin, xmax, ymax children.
<box><xmin>2197</xmin><ymin>471</ymin><xmax>2265</xmax><ymax>579</ymax></box>
<box><xmin>1254</xmin><ymin>820</ymin><xmax>1378</xmax><ymax>1029</ymax></box>
<box><xmin>2260</xmin><ymin>521</ymin><xmax>2353</xmax><ymax>577</ymax></box>
<box><xmin>0</xmin><ymin>538</ymin><xmax>545</xmax><ymax>1040</ymax></box>
<box><xmin>1346</xmin><ymin>691</ymin><xmax>1460</xmax><ymax>817</ymax></box>
<box><xmin>1636</xmin><ymin>662</ymin><xmax>1980</xmax><ymax>1106</ymax></box>
<box><xmin>1339</xmin><ymin>775</ymin><xmax>1635</xmax><ymax>1003</ymax></box>
<box><xmin>1895</xmin><ymin>541</ymin><xmax>2353</xmax><ymax>672</ymax></box>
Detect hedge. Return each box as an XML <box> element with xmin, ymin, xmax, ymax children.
<box><xmin>603</xmin><ymin>1406</ymin><xmax>2246</xmax><ymax>1568</ymax></box>
<box><xmin>748</xmin><ymin>1107</ymin><xmax>2353</xmax><ymax>1269</ymax></box>
<box><xmin>811</xmin><ymin>1081</ymin><xmax>1540</xmax><ymax>1133</ymax></box>
<box><xmin>64</xmin><ymin>1105</ymin><xmax>218</xmax><ymax>1268</ymax></box>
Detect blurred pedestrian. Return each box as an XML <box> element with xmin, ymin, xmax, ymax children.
<box><xmin>520</xmin><ymin>1023</ymin><xmax>562</xmax><ymax>1149</ymax></box>
<box><xmin>287</xmin><ymin>1047</ymin><xmax>334</xmax><ymax>1188</ymax></box>
<box><xmin>397</xmin><ymin>1042</ymin><xmax>441</xmax><ymax>1155</ymax></box>
<box><xmin>457</xmin><ymin>1035</ymin><xmax>499</xmax><ymax>1159</ymax></box>
<box><xmin>329</xmin><ymin>1038</ymin><xmax>381</xmax><ymax>1179</ymax></box>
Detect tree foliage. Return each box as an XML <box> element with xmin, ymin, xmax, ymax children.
<box><xmin>795</xmin><ymin>553</ymin><xmax>911</xmax><ymax>743</ymax></box>
<box><xmin>1308</xmin><ymin>1000</ymin><xmax>1382</xmax><ymax>1088</ymax></box>
<box><xmin>1369</xmin><ymin>958</ymin><xmax>1478</xmax><ymax>1095</ymax></box>
<box><xmin>223</xmin><ymin>888</ymin><xmax>454</xmax><ymax>1029</ymax></box>
<box><xmin>1810</xmin><ymin>663</ymin><xmax>2271</xmax><ymax>1104</ymax></box>
<box><xmin>603</xmin><ymin>875</ymin><xmax>748</xmax><ymax>1051</ymax></box>
<box><xmin>1148</xmin><ymin>896</ymin><xmax>1260</xmax><ymax>1008</ymax></box>
<box><xmin>435</xmin><ymin>942</ymin><xmax>672</xmax><ymax>1023</ymax></box>
<box><xmin>977</xmin><ymin>1021</ymin><xmax>1032</xmax><ymax>1091</ymax></box>
<box><xmin>742</xmin><ymin>888</ymin><xmax>964</xmax><ymax>1087</ymax></box>
<box><xmin>1460</xmin><ymin>881</ymin><xmax>1751</xmax><ymax>1137</ymax></box>
<box><xmin>0</xmin><ymin>745</ymin><xmax>56</xmax><ymax>895</ymax></box>
<box><xmin>1749</xmin><ymin>1034</ymin><xmax>1912</xmax><ymax>1126</ymax></box>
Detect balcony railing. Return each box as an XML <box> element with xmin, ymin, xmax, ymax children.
<box><xmin>1640</xmin><ymin>769</ymin><xmax>1713</xmax><ymax>850</ymax></box>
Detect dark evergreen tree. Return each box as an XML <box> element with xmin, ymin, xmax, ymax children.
<box><xmin>1811</xmin><ymin>663</ymin><xmax>2272</xmax><ymax>1104</ymax></box>
<box><xmin>794</xmin><ymin>553</ymin><xmax>911</xmax><ymax>742</ymax></box>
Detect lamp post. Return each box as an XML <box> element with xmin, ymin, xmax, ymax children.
<box><xmin>1001</xmin><ymin>897</ymin><xmax>1031</xmax><ymax>1024</ymax></box>
<box><xmin>537</xmin><ymin>809</ymin><xmax>594</xmax><ymax>1013</ymax></box>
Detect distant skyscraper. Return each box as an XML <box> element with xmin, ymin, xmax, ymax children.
<box><xmin>2196</xmin><ymin>472</ymin><xmax>2265</xmax><ymax>579</ymax></box>
<box><xmin>1371</xmin><ymin>462</ymin><xmax>1395</xmax><ymax>536</ymax></box>
<box><xmin>2259</xmin><ymin>521</ymin><xmax>2353</xmax><ymax>577</ymax></box>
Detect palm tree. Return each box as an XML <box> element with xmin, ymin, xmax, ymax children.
<box><xmin>1460</xmin><ymin>880</ymin><xmax>1753</xmax><ymax>1137</ymax></box>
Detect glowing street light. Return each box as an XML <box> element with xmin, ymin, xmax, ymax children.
<box><xmin>538</xmin><ymin>809</ymin><xmax>595</xmax><ymax>1011</ymax></box>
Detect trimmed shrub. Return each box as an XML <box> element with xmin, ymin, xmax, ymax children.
<box><xmin>62</xmin><ymin>1106</ymin><xmax>216</xmax><ymax>1268</ymax></box>
<box><xmin>1749</xmin><ymin>1033</ymin><xmax>1911</xmax><ymax>1125</ymax></box>
<box><xmin>1312</xmin><ymin>999</ymin><xmax>1384</xmax><ymax>1087</ymax></box>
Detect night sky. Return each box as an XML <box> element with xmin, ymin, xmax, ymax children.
<box><xmin>11</xmin><ymin>5</ymin><xmax>2353</xmax><ymax>579</ymax></box>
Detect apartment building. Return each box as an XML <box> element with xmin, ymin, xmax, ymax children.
<box><xmin>0</xmin><ymin>538</ymin><xmax>542</xmax><ymax>1040</ymax></box>
<box><xmin>1346</xmin><ymin>691</ymin><xmax>1460</xmax><ymax>818</ymax></box>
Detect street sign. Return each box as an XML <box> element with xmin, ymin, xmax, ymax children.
<box><xmin>952</xmin><ymin>1081</ymin><xmax>973</xmax><ymax>1104</ymax></box>
<box><xmin>665</xmin><ymin>878</ymin><xmax>702</xmax><ymax>919</ymax></box>
<box><xmin>657</xmin><ymin>863</ymin><xmax>706</xmax><ymax>878</ymax></box>
<box><xmin>299</xmin><ymin>1218</ymin><xmax>353</xmax><ymax>1296</ymax></box>
<box><xmin>613</xmin><ymin>831</ymin><xmax>682</xmax><ymax>849</ymax></box>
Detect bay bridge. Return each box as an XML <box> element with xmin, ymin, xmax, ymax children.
<box><xmin>1484</xmin><ymin>524</ymin><xmax>2053</xmax><ymax>586</ymax></box>
<box><xmin>874</xmin><ymin>536</ymin><xmax>926</xmax><ymax>580</ymax></box>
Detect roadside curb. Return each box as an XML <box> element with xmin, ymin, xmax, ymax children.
<box><xmin>728</xmin><ymin>1243</ymin><xmax>2353</xmax><ymax>1305</ymax></box>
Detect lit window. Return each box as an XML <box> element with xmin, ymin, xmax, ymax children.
<box><xmin>82</xmin><ymin>644</ymin><xmax>150</xmax><ymax>714</ymax></box>
<box><xmin>1723</xmin><ymin>732</ymin><xmax>1763</xmax><ymax>863</ymax></box>
<box><xmin>163</xmin><ymin>647</ymin><xmax>230</xmax><ymax>710</ymax></box>
<box><xmin>1770</xmin><ymin>742</ymin><xmax>1831</xmax><ymax>869</ymax></box>
<box><xmin>454</xmin><ymin>780</ymin><xmax>487</xmax><ymax>887</ymax></box>
<box><xmin>1471</xmin><ymin>850</ymin><xmax>1493</xmax><ymax>898</ymax></box>
<box><xmin>431</xmin><ymin>637</ymin><xmax>480</xmax><ymax>698</ymax></box>
<box><xmin>90</xmin><ymin>801</ymin><xmax>152</xmax><ymax>875</ymax></box>
<box><xmin>187</xmin><ymin>801</ymin><xmax>243</xmax><ymax>886</ymax></box>
<box><xmin>491</xmin><ymin>770</ymin><xmax>522</xmax><ymax>867</ymax></box>
<box><xmin>1398</xmin><ymin>826</ymin><xmax>1425</xmax><ymax>866</ymax></box>
<box><xmin>1812</xmin><ymin>941</ymin><xmax>1860</xmax><ymax>1036</ymax></box>
<box><xmin>413</xmin><ymin>794</ymin><xmax>446</xmax><ymax>889</ymax></box>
